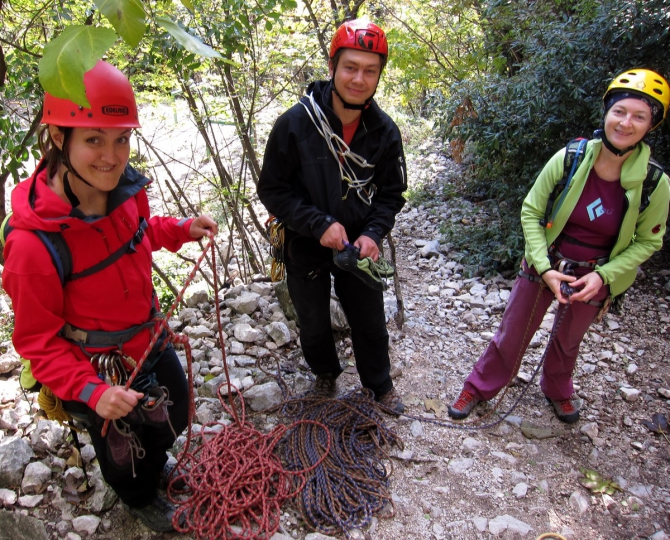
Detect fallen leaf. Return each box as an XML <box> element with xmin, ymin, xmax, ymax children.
<box><xmin>424</xmin><ymin>399</ymin><xmax>446</xmax><ymax>417</ymax></box>
<box><xmin>66</xmin><ymin>447</ymin><xmax>82</xmax><ymax>468</ymax></box>
<box><xmin>641</xmin><ymin>413</ymin><xmax>670</xmax><ymax>434</ymax></box>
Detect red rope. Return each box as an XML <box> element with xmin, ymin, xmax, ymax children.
<box><xmin>164</xmin><ymin>240</ymin><xmax>331</xmax><ymax>539</ymax></box>
<box><xmin>101</xmin><ymin>238</ymin><xmax>215</xmax><ymax>437</ymax></box>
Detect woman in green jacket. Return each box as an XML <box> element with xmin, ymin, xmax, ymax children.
<box><xmin>449</xmin><ymin>69</ymin><xmax>670</xmax><ymax>423</ymax></box>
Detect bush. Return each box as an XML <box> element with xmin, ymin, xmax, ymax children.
<box><xmin>431</xmin><ymin>0</ymin><xmax>670</xmax><ymax>271</ymax></box>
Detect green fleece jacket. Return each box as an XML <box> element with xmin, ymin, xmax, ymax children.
<box><xmin>521</xmin><ymin>139</ymin><xmax>669</xmax><ymax>298</ymax></box>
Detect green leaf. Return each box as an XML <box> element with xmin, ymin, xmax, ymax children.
<box><xmin>579</xmin><ymin>468</ymin><xmax>622</xmax><ymax>495</ymax></box>
<box><xmin>94</xmin><ymin>0</ymin><xmax>146</xmax><ymax>48</ymax></box>
<box><xmin>39</xmin><ymin>26</ymin><xmax>118</xmax><ymax>107</ymax></box>
<box><xmin>181</xmin><ymin>0</ymin><xmax>194</xmax><ymax>10</ymax></box>
<box><xmin>156</xmin><ymin>17</ymin><xmax>222</xmax><ymax>58</ymax></box>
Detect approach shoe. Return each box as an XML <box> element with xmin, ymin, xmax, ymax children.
<box><xmin>448</xmin><ymin>388</ymin><xmax>479</xmax><ymax>420</ymax></box>
<box><xmin>546</xmin><ymin>396</ymin><xmax>580</xmax><ymax>424</ymax></box>
<box><xmin>159</xmin><ymin>461</ymin><xmax>187</xmax><ymax>491</ymax></box>
<box><xmin>123</xmin><ymin>493</ymin><xmax>176</xmax><ymax>532</ymax></box>
<box><xmin>377</xmin><ymin>388</ymin><xmax>405</xmax><ymax>415</ymax></box>
<box><xmin>311</xmin><ymin>373</ymin><xmax>337</xmax><ymax>399</ymax></box>
<box><xmin>333</xmin><ymin>249</ymin><xmax>395</xmax><ymax>292</ymax></box>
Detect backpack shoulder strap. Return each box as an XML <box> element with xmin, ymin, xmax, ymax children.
<box><xmin>68</xmin><ymin>217</ymin><xmax>148</xmax><ymax>283</ymax></box>
<box><xmin>2</xmin><ymin>210</ymin><xmax>148</xmax><ymax>286</ymax></box>
<box><xmin>541</xmin><ymin>138</ymin><xmax>588</xmax><ymax>228</ymax></box>
<box><xmin>33</xmin><ymin>231</ymin><xmax>72</xmax><ymax>287</ymax></box>
<box><xmin>1</xmin><ymin>212</ymin><xmax>71</xmax><ymax>287</ymax></box>
<box><xmin>639</xmin><ymin>158</ymin><xmax>664</xmax><ymax>214</ymax></box>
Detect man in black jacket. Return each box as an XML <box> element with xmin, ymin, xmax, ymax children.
<box><xmin>257</xmin><ymin>20</ymin><xmax>407</xmax><ymax>413</ymax></box>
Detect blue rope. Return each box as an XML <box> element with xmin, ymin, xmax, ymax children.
<box><xmin>279</xmin><ymin>389</ymin><xmax>401</xmax><ymax>536</ymax></box>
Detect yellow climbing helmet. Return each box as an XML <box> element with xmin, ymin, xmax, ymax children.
<box><xmin>604</xmin><ymin>69</ymin><xmax>670</xmax><ymax>130</ymax></box>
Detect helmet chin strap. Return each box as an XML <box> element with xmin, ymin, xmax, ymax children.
<box><xmin>59</xmin><ymin>133</ymin><xmax>95</xmax><ymax>208</ymax></box>
<box><xmin>593</xmin><ymin>128</ymin><xmax>640</xmax><ymax>157</ymax></box>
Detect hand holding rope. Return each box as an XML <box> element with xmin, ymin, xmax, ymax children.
<box><xmin>101</xmin><ymin>237</ymin><xmax>216</xmax><ymax>437</ymax></box>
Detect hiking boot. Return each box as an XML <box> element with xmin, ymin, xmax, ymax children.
<box><xmin>333</xmin><ymin>248</ymin><xmax>395</xmax><ymax>291</ymax></box>
<box><xmin>546</xmin><ymin>396</ymin><xmax>580</xmax><ymax>424</ymax></box>
<box><xmin>377</xmin><ymin>388</ymin><xmax>405</xmax><ymax>415</ymax></box>
<box><xmin>123</xmin><ymin>494</ymin><xmax>176</xmax><ymax>532</ymax></box>
<box><xmin>311</xmin><ymin>373</ymin><xmax>337</xmax><ymax>398</ymax></box>
<box><xmin>448</xmin><ymin>388</ymin><xmax>479</xmax><ymax>420</ymax></box>
<box><xmin>159</xmin><ymin>461</ymin><xmax>187</xmax><ymax>491</ymax></box>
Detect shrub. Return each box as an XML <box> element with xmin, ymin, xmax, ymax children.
<box><xmin>431</xmin><ymin>0</ymin><xmax>670</xmax><ymax>271</ymax></box>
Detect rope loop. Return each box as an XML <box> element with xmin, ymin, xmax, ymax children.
<box><xmin>279</xmin><ymin>389</ymin><xmax>402</xmax><ymax>536</ymax></box>
<box><xmin>300</xmin><ymin>93</ymin><xmax>376</xmax><ymax>205</ymax></box>
<box><xmin>37</xmin><ymin>386</ymin><xmax>75</xmax><ymax>426</ymax></box>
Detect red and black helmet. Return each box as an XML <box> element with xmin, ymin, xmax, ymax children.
<box><xmin>42</xmin><ymin>60</ymin><xmax>141</xmax><ymax>128</ymax></box>
<box><xmin>329</xmin><ymin>20</ymin><xmax>388</xmax><ymax>60</ymax></box>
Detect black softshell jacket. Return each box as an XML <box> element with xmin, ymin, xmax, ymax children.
<box><xmin>258</xmin><ymin>80</ymin><xmax>407</xmax><ymax>275</ymax></box>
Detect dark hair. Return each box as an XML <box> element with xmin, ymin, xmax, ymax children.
<box><xmin>37</xmin><ymin>125</ymin><xmax>71</xmax><ymax>178</ymax></box>
<box><xmin>330</xmin><ymin>48</ymin><xmax>387</xmax><ymax>75</ymax></box>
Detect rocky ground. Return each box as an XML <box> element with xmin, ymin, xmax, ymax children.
<box><xmin>0</xmin><ymin>140</ymin><xmax>669</xmax><ymax>540</ymax></box>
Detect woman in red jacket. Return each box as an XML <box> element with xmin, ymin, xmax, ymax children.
<box><xmin>3</xmin><ymin>61</ymin><xmax>217</xmax><ymax>532</ymax></box>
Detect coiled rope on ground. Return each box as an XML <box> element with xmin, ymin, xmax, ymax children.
<box><xmin>279</xmin><ymin>389</ymin><xmax>402</xmax><ymax>536</ymax></box>
<box><xmin>171</xmin><ymin>385</ymin><xmax>330</xmax><ymax>539</ymax></box>
<box><xmin>163</xmin><ymin>239</ymin><xmax>331</xmax><ymax>540</ymax></box>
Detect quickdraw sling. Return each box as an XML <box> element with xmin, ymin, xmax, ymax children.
<box><xmin>300</xmin><ymin>92</ymin><xmax>377</xmax><ymax>205</ymax></box>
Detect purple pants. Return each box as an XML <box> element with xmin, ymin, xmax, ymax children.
<box><xmin>464</xmin><ymin>263</ymin><xmax>609</xmax><ymax>401</ymax></box>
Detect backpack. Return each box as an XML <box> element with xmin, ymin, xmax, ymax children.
<box><xmin>540</xmin><ymin>138</ymin><xmax>665</xmax><ymax>229</ymax></box>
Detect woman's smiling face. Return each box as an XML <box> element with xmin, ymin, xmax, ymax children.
<box><xmin>51</xmin><ymin>126</ymin><xmax>132</xmax><ymax>191</ymax></box>
<box><xmin>604</xmin><ymin>97</ymin><xmax>653</xmax><ymax>150</ymax></box>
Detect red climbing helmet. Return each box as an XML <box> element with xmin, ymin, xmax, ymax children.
<box><xmin>42</xmin><ymin>60</ymin><xmax>141</xmax><ymax>128</ymax></box>
<box><xmin>329</xmin><ymin>20</ymin><xmax>388</xmax><ymax>60</ymax></box>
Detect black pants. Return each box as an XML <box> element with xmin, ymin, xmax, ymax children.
<box><xmin>65</xmin><ymin>345</ymin><xmax>188</xmax><ymax>507</ymax></box>
<box><xmin>287</xmin><ymin>267</ymin><xmax>392</xmax><ymax>397</ymax></box>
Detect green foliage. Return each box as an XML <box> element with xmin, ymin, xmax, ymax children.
<box><xmin>440</xmin><ymin>204</ymin><xmax>525</xmax><ymax>276</ymax></box>
<box><xmin>1</xmin><ymin>44</ymin><xmax>43</xmax><ymax>185</ymax></box>
<box><xmin>382</xmin><ymin>0</ymin><xmax>488</xmax><ymax>114</ymax></box>
<box><xmin>94</xmin><ymin>0</ymin><xmax>147</xmax><ymax>48</ymax></box>
<box><xmin>39</xmin><ymin>26</ymin><xmax>119</xmax><ymax>107</ymax></box>
<box><xmin>35</xmin><ymin>0</ymin><xmax>222</xmax><ymax>104</ymax></box>
<box><xmin>156</xmin><ymin>17</ymin><xmax>222</xmax><ymax>58</ymax></box>
<box><xmin>152</xmin><ymin>254</ymin><xmax>180</xmax><ymax>312</ymax></box>
<box><xmin>431</xmin><ymin>0</ymin><xmax>670</xmax><ymax>271</ymax></box>
<box><xmin>579</xmin><ymin>467</ymin><xmax>623</xmax><ymax>495</ymax></box>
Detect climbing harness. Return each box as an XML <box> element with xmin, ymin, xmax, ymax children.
<box><xmin>300</xmin><ymin>92</ymin><xmax>377</xmax><ymax>205</ymax></box>
<box><xmin>265</xmin><ymin>215</ymin><xmax>286</xmax><ymax>282</ymax></box>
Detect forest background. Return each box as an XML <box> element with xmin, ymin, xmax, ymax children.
<box><xmin>1</xmin><ymin>0</ymin><xmax>669</xmax><ymax>301</ymax></box>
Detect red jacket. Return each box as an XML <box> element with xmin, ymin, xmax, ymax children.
<box><xmin>3</xmin><ymin>162</ymin><xmax>194</xmax><ymax>409</ymax></box>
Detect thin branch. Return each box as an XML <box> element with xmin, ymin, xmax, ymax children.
<box><xmin>152</xmin><ymin>261</ymin><xmax>187</xmax><ymax>309</ymax></box>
